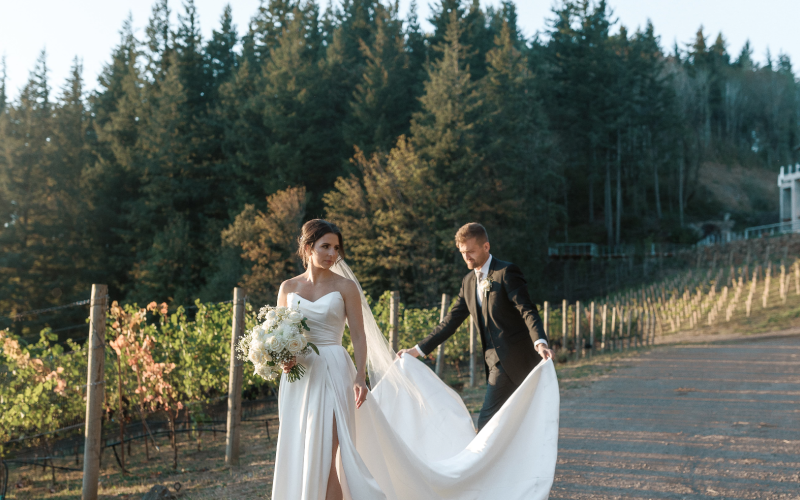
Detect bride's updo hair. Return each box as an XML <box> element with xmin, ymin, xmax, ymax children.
<box><xmin>297</xmin><ymin>219</ymin><xmax>346</xmax><ymax>268</ymax></box>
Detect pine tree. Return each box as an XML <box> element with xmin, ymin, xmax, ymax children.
<box><xmin>324</xmin><ymin>139</ymin><xmax>444</xmax><ymax>303</ymax></box>
<box><xmin>264</xmin><ymin>4</ymin><xmax>347</xmax><ymax>210</ymax></box>
<box><xmin>0</xmin><ymin>51</ymin><xmax>60</xmax><ymax>332</ymax></box>
<box><xmin>428</xmin><ymin>0</ymin><xmax>493</xmax><ymax>79</ymax></box>
<box><xmin>545</xmin><ymin>0</ymin><xmax>617</xmax><ymax>243</ymax></box>
<box><xmin>480</xmin><ymin>21</ymin><xmax>552</xmax><ymax>269</ymax></box>
<box><xmin>0</xmin><ymin>56</ymin><xmax>7</xmax><ymax>114</ymax></box>
<box><xmin>126</xmin><ymin>65</ymin><xmax>205</xmax><ymax>303</ymax></box>
<box><xmin>144</xmin><ymin>0</ymin><xmax>173</xmax><ymax>85</ymax></box>
<box><xmin>50</xmin><ymin>59</ymin><xmax>100</xmax><ymax>302</ymax></box>
<box><xmin>345</xmin><ymin>4</ymin><xmax>415</xmax><ymax>155</ymax></box>
<box><xmin>245</xmin><ymin>0</ymin><xmax>299</xmax><ymax>66</ymax></box>
<box><xmin>175</xmin><ymin>0</ymin><xmax>208</xmax><ymax>113</ymax></box>
<box><xmin>205</xmin><ymin>4</ymin><xmax>238</xmax><ymax>95</ymax></box>
<box><xmin>88</xmin><ymin>16</ymin><xmax>143</xmax><ymax>298</ymax></box>
<box><xmin>410</xmin><ymin>10</ymin><xmax>482</xmax><ymax>281</ymax></box>
<box><xmin>404</xmin><ymin>0</ymin><xmax>427</xmax><ymax>87</ymax></box>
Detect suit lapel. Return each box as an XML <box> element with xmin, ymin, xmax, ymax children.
<box><xmin>481</xmin><ymin>258</ymin><xmax>496</xmax><ymax>331</ymax></box>
<box><xmin>466</xmin><ymin>271</ymin><xmax>478</xmax><ymax>318</ymax></box>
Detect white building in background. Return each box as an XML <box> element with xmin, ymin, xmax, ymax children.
<box><xmin>697</xmin><ymin>164</ymin><xmax>800</xmax><ymax>246</ymax></box>
<box><xmin>778</xmin><ymin>164</ymin><xmax>800</xmax><ymax>223</ymax></box>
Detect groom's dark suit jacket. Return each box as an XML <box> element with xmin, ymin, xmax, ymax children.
<box><xmin>417</xmin><ymin>257</ymin><xmax>548</xmax><ymax>385</ymax></box>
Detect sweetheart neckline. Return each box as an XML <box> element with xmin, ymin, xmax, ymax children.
<box><xmin>288</xmin><ymin>290</ymin><xmax>342</xmax><ymax>304</ymax></box>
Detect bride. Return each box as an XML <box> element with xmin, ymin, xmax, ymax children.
<box><xmin>272</xmin><ymin>219</ymin><xmax>559</xmax><ymax>500</ymax></box>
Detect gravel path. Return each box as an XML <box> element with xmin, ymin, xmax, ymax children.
<box><xmin>552</xmin><ymin>336</ymin><xmax>800</xmax><ymax>499</ymax></box>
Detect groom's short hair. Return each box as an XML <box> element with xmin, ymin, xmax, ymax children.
<box><xmin>455</xmin><ymin>223</ymin><xmax>489</xmax><ymax>245</ymax></box>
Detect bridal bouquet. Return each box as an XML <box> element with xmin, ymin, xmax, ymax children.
<box><xmin>236</xmin><ymin>303</ymin><xmax>319</xmax><ymax>382</ymax></box>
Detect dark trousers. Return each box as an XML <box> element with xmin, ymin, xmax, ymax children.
<box><xmin>476</xmin><ymin>362</ymin><xmax>519</xmax><ymax>430</ymax></box>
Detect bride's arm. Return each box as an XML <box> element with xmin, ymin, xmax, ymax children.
<box><xmin>277</xmin><ymin>281</ymin><xmax>288</xmax><ymax>307</ymax></box>
<box><xmin>341</xmin><ymin>280</ymin><xmax>368</xmax><ymax>409</ymax></box>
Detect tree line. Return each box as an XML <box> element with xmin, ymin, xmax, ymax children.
<box><xmin>1</xmin><ymin>0</ymin><xmax>798</xmax><ymax>340</ymax></box>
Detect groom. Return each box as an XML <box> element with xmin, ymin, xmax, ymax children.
<box><xmin>398</xmin><ymin>223</ymin><xmax>554</xmax><ymax>430</ymax></box>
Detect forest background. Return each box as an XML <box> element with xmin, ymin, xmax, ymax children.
<box><xmin>1</xmin><ymin>0</ymin><xmax>798</xmax><ymax>343</ymax></box>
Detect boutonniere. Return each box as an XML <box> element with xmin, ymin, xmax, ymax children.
<box><xmin>478</xmin><ymin>275</ymin><xmax>495</xmax><ymax>296</ymax></box>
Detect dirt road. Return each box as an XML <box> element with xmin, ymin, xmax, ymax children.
<box><xmin>552</xmin><ymin>336</ymin><xmax>800</xmax><ymax>499</ymax></box>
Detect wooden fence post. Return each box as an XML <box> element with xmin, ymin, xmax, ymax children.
<box><xmin>435</xmin><ymin>294</ymin><xmax>450</xmax><ymax>378</ymax></box>
<box><xmin>225</xmin><ymin>287</ymin><xmax>246</xmax><ymax>466</ymax></box>
<box><xmin>469</xmin><ymin>319</ymin><xmax>477</xmax><ymax>388</ymax></box>
<box><xmin>574</xmin><ymin>301</ymin><xmax>581</xmax><ymax>361</ymax></box>
<box><xmin>543</xmin><ymin>301</ymin><xmax>549</xmax><ymax>338</ymax></box>
<box><xmin>561</xmin><ymin>299</ymin><xmax>567</xmax><ymax>350</ymax></box>
<box><xmin>650</xmin><ymin>304</ymin><xmax>656</xmax><ymax>344</ymax></box>
<box><xmin>389</xmin><ymin>291</ymin><xmax>400</xmax><ymax>352</ymax></box>
<box><xmin>625</xmin><ymin>308</ymin><xmax>632</xmax><ymax>350</ymax></box>
<box><xmin>601</xmin><ymin>303</ymin><xmax>607</xmax><ymax>352</ymax></box>
<box><xmin>589</xmin><ymin>302</ymin><xmax>595</xmax><ymax>356</ymax></box>
<box><xmin>610</xmin><ymin>305</ymin><xmax>616</xmax><ymax>351</ymax></box>
<box><xmin>82</xmin><ymin>284</ymin><xmax>107</xmax><ymax>500</ymax></box>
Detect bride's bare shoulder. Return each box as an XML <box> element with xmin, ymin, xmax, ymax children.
<box><xmin>279</xmin><ymin>275</ymin><xmax>305</xmax><ymax>294</ymax></box>
<box><xmin>334</xmin><ymin>276</ymin><xmax>359</xmax><ymax>297</ymax></box>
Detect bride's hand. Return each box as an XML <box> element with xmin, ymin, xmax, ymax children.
<box><xmin>282</xmin><ymin>357</ymin><xmax>297</xmax><ymax>373</ymax></box>
<box><xmin>354</xmin><ymin>376</ymin><xmax>368</xmax><ymax>409</ymax></box>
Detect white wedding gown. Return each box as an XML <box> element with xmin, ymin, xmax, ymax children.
<box><xmin>272</xmin><ymin>290</ymin><xmax>559</xmax><ymax>500</ymax></box>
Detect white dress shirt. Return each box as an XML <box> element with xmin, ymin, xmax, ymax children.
<box><xmin>414</xmin><ymin>254</ymin><xmax>547</xmax><ymax>355</ymax></box>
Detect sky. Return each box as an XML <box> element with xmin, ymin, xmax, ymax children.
<box><xmin>1</xmin><ymin>0</ymin><xmax>798</xmax><ymax>100</ymax></box>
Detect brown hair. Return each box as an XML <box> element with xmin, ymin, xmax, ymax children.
<box><xmin>297</xmin><ymin>219</ymin><xmax>346</xmax><ymax>267</ymax></box>
<box><xmin>455</xmin><ymin>222</ymin><xmax>489</xmax><ymax>245</ymax></box>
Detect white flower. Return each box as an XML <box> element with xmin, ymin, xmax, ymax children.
<box><xmin>249</xmin><ymin>347</ymin><xmax>263</xmax><ymax>365</ymax></box>
<box><xmin>478</xmin><ymin>277</ymin><xmax>493</xmax><ymax>295</ymax></box>
<box><xmin>286</xmin><ymin>337</ymin><xmax>304</xmax><ymax>354</ymax></box>
<box><xmin>248</xmin><ymin>339</ymin><xmax>272</xmax><ymax>364</ymax></box>
<box><xmin>266</xmin><ymin>310</ymin><xmax>277</xmax><ymax>321</ymax></box>
<box><xmin>275</xmin><ymin>322</ymin><xmax>290</xmax><ymax>338</ymax></box>
<box><xmin>276</xmin><ymin>306</ymin><xmax>289</xmax><ymax>316</ymax></box>
<box><xmin>255</xmin><ymin>363</ymin><xmax>278</xmax><ymax>381</ymax></box>
<box><xmin>288</xmin><ymin>311</ymin><xmax>303</xmax><ymax>323</ymax></box>
<box><xmin>266</xmin><ymin>334</ymin><xmax>284</xmax><ymax>352</ymax></box>
<box><xmin>257</xmin><ymin>328</ymin><xmax>271</xmax><ymax>345</ymax></box>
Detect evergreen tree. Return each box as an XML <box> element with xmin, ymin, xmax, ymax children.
<box><xmin>264</xmin><ymin>4</ymin><xmax>347</xmax><ymax>210</ymax></box>
<box><xmin>175</xmin><ymin>0</ymin><xmax>208</xmax><ymax>113</ymax></box>
<box><xmin>428</xmin><ymin>0</ymin><xmax>493</xmax><ymax>79</ymax></box>
<box><xmin>245</xmin><ymin>0</ymin><xmax>299</xmax><ymax>66</ymax></box>
<box><xmin>345</xmin><ymin>4</ymin><xmax>415</xmax><ymax>154</ymax></box>
<box><xmin>205</xmin><ymin>4</ymin><xmax>238</xmax><ymax>95</ymax></box>
<box><xmin>324</xmin><ymin>139</ymin><xmax>443</xmax><ymax>303</ymax></box>
<box><xmin>480</xmin><ymin>21</ymin><xmax>553</xmax><ymax>269</ymax></box>
<box><xmin>144</xmin><ymin>0</ymin><xmax>173</xmax><ymax>85</ymax></box>
<box><xmin>2</xmin><ymin>0</ymin><xmax>800</xmax><ymax>316</ymax></box>
<box><xmin>0</xmin><ymin>56</ymin><xmax>7</xmax><ymax>114</ymax></box>
<box><xmin>0</xmin><ymin>51</ymin><xmax>60</xmax><ymax>331</ymax></box>
<box><xmin>410</xmin><ymin>10</ymin><xmax>483</xmax><ymax>286</ymax></box>
<box><xmin>545</xmin><ymin>0</ymin><xmax>617</xmax><ymax>243</ymax></box>
<box><xmin>88</xmin><ymin>16</ymin><xmax>143</xmax><ymax>299</ymax></box>
<box><xmin>404</xmin><ymin>0</ymin><xmax>428</xmax><ymax>88</ymax></box>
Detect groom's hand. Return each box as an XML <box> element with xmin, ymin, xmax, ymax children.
<box><xmin>536</xmin><ymin>343</ymin><xmax>554</xmax><ymax>361</ymax></box>
<box><xmin>396</xmin><ymin>347</ymin><xmax>421</xmax><ymax>359</ymax></box>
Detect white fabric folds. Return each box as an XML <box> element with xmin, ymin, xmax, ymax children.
<box><xmin>271</xmin><ymin>263</ymin><xmax>559</xmax><ymax>500</ymax></box>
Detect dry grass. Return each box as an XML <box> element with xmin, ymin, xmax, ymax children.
<box><xmin>660</xmin><ymin>270</ymin><xmax>800</xmax><ymax>341</ymax></box>
<box><xmin>6</xmin><ymin>418</ymin><xmax>278</xmax><ymax>500</ymax></box>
